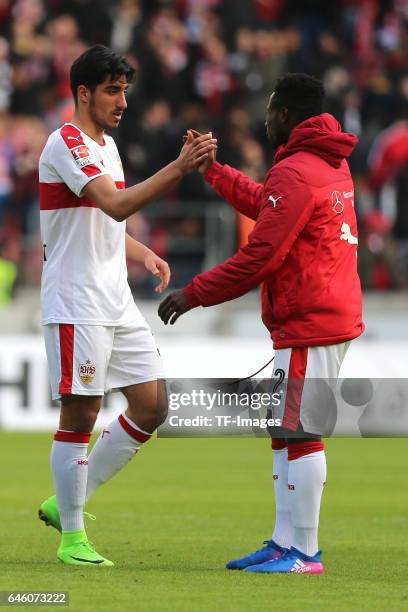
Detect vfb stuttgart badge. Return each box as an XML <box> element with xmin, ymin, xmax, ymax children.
<box><xmin>79</xmin><ymin>360</ymin><xmax>96</xmax><ymax>384</ymax></box>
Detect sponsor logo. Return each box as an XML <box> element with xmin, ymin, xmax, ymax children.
<box><xmin>331</xmin><ymin>190</ymin><xmax>344</xmax><ymax>214</ymax></box>
<box><xmin>71</xmin><ymin>144</ymin><xmax>93</xmax><ymax>168</ymax></box>
<box><xmin>340</xmin><ymin>222</ymin><xmax>358</xmax><ymax>245</ymax></box>
<box><xmin>343</xmin><ymin>190</ymin><xmax>355</xmax><ymax>207</ymax></box>
<box><xmin>268</xmin><ymin>194</ymin><xmax>282</xmax><ymax>208</ymax></box>
<box><xmin>273</xmin><ymin>474</ymin><xmax>278</xmax><ymax>480</ymax></box>
<box><xmin>76</xmin><ymin>459</ymin><xmax>88</xmax><ymax>465</ymax></box>
<box><xmin>67</xmin><ymin>135</ymin><xmax>82</xmax><ymax>142</ymax></box>
<box><xmin>78</xmin><ymin>359</ymin><xmax>96</xmax><ymax>384</ymax></box>
<box><xmin>288</xmin><ymin>484</ymin><xmax>295</xmax><ymax>490</ymax></box>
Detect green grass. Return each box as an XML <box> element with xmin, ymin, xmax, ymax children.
<box><xmin>0</xmin><ymin>435</ymin><xmax>407</xmax><ymax>611</ymax></box>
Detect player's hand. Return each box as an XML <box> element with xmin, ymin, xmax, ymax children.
<box><xmin>176</xmin><ymin>131</ymin><xmax>217</xmax><ymax>175</ymax></box>
<box><xmin>158</xmin><ymin>290</ymin><xmax>192</xmax><ymax>324</ymax></box>
<box><xmin>188</xmin><ymin>129</ymin><xmax>217</xmax><ymax>174</ymax></box>
<box><xmin>144</xmin><ymin>253</ymin><xmax>171</xmax><ymax>293</ymax></box>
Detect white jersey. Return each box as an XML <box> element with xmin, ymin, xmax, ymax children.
<box><xmin>39</xmin><ymin>123</ymin><xmax>138</xmax><ymax>325</ymax></box>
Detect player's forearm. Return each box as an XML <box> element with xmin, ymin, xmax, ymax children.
<box><xmin>205</xmin><ymin>162</ymin><xmax>263</xmax><ymax>221</ymax></box>
<box><xmin>83</xmin><ymin>134</ymin><xmax>217</xmax><ymax>220</ymax></box>
<box><xmin>184</xmin><ymin>240</ymin><xmax>279</xmax><ymax>308</ymax></box>
<box><xmin>125</xmin><ymin>233</ymin><xmax>154</xmax><ymax>262</ymax></box>
<box><xmin>112</xmin><ymin>161</ymin><xmax>185</xmax><ymax>221</ymax></box>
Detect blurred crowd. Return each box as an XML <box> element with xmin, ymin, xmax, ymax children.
<box><xmin>0</xmin><ymin>0</ymin><xmax>408</xmax><ymax>303</ymax></box>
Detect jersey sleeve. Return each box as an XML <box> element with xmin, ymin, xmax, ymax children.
<box><xmin>184</xmin><ymin>166</ymin><xmax>315</xmax><ymax>307</ymax></box>
<box><xmin>204</xmin><ymin>162</ymin><xmax>264</xmax><ymax>221</ymax></box>
<box><xmin>51</xmin><ymin>125</ymin><xmax>108</xmax><ymax>197</ymax></box>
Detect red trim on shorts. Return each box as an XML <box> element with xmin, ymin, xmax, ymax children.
<box><xmin>118</xmin><ymin>414</ymin><xmax>151</xmax><ymax>443</ymax></box>
<box><xmin>287</xmin><ymin>440</ymin><xmax>325</xmax><ymax>461</ymax></box>
<box><xmin>54</xmin><ymin>430</ymin><xmax>91</xmax><ymax>443</ymax></box>
<box><xmin>59</xmin><ymin>324</ymin><xmax>74</xmax><ymax>394</ymax></box>
<box><xmin>271</xmin><ymin>438</ymin><xmax>287</xmax><ymax>450</ymax></box>
<box><xmin>282</xmin><ymin>347</ymin><xmax>308</xmax><ymax>431</ymax></box>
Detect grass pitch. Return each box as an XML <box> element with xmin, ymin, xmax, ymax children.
<box><xmin>0</xmin><ymin>434</ymin><xmax>407</xmax><ymax>611</ymax></box>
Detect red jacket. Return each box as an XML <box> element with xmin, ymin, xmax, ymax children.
<box><xmin>184</xmin><ymin>113</ymin><xmax>364</xmax><ymax>349</ymax></box>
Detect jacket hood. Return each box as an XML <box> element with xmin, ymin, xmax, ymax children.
<box><xmin>274</xmin><ymin>113</ymin><xmax>358</xmax><ymax>168</ymax></box>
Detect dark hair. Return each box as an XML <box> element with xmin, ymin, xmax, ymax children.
<box><xmin>70</xmin><ymin>44</ymin><xmax>135</xmax><ymax>104</ymax></box>
<box><xmin>271</xmin><ymin>73</ymin><xmax>325</xmax><ymax>121</ymax></box>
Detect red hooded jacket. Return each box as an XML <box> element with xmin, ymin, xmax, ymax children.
<box><xmin>183</xmin><ymin>113</ymin><xmax>364</xmax><ymax>349</ymax></box>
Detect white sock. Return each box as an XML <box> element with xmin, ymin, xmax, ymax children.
<box><xmin>271</xmin><ymin>448</ymin><xmax>293</xmax><ymax>548</ymax></box>
<box><xmin>288</xmin><ymin>450</ymin><xmax>327</xmax><ymax>556</ymax></box>
<box><xmin>86</xmin><ymin>413</ymin><xmax>151</xmax><ymax>501</ymax></box>
<box><xmin>51</xmin><ymin>431</ymin><xmax>91</xmax><ymax>532</ymax></box>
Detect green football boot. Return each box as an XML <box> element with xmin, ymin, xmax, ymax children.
<box><xmin>38</xmin><ymin>495</ymin><xmax>96</xmax><ymax>534</ymax></box>
<box><xmin>38</xmin><ymin>495</ymin><xmax>62</xmax><ymax>532</ymax></box>
<box><xmin>57</xmin><ymin>530</ymin><xmax>114</xmax><ymax>567</ymax></box>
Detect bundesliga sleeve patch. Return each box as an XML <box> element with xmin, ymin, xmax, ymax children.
<box><xmin>71</xmin><ymin>144</ymin><xmax>94</xmax><ymax>169</ymax></box>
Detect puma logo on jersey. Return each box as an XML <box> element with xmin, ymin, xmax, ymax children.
<box><xmin>268</xmin><ymin>194</ymin><xmax>282</xmax><ymax>208</ymax></box>
<box><xmin>340</xmin><ymin>222</ymin><xmax>358</xmax><ymax>245</ymax></box>
<box><xmin>67</xmin><ymin>136</ymin><xmax>82</xmax><ymax>142</ymax></box>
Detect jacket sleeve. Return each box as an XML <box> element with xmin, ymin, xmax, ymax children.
<box><xmin>184</xmin><ymin>166</ymin><xmax>314</xmax><ymax>308</ymax></box>
<box><xmin>367</xmin><ymin>129</ymin><xmax>408</xmax><ymax>191</ymax></box>
<box><xmin>204</xmin><ymin>161</ymin><xmax>264</xmax><ymax>221</ymax></box>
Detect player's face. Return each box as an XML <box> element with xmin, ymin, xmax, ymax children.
<box><xmin>265</xmin><ymin>95</ymin><xmax>288</xmax><ymax>148</ymax></box>
<box><xmin>89</xmin><ymin>75</ymin><xmax>129</xmax><ymax>130</ymax></box>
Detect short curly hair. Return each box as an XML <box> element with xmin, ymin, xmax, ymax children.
<box><xmin>271</xmin><ymin>73</ymin><xmax>325</xmax><ymax>121</ymax></box>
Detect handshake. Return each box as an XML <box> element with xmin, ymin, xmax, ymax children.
<box><xmin>176</xmin><ymin>129</ymin><xmax>217</xmax><ymax>176</ymax></box>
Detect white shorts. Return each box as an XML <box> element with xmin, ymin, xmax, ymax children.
<box><xmin>43</xmin><ymin>317</ymin><xmax>164</xmax><ymax>400</ymax></box>
<box><xmin>272</xmin><ymin>341</ymin><xmax>350</xmax><ymax>435</ymax></box>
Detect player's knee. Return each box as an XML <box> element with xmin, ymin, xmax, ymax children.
<box><xmin>76</xmin><ymin>417</ymin><xmax>96</xmax><ymax>432</ymax></box>
<box><xmin>139</xmin><ymin>394</ymin><xmax>168</xmax><ymax>427</ymax></box>
<box><xmin>68</xmin><ymin>409</ymin><xmax>98</xmax><ymax>432</ymax></box>
<box><xmin>126</xmin><ymin>394</ymin><xmax>168</xmax><ymax>429</ymax></box>
<box><xmin>60</xmin><ymin>395</ymin><xmax>101</xmax><ymax>432</ymax></box>
<box><xmin>155</xmin><ymin>394</ymin><xmax>168</xmax><ymax>427</ymax></box>
<box><xmin>153</xmin><ymin>379</ymin><xmax>168</xmax><ymax>427</ymax></box>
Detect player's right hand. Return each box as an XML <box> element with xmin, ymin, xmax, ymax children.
<box><xmin>176</xmin><ymin>131</ymin><xmax>217</xmax><ymax>174</ymax></box>
<box><xmin>188</xmin><ymin>129</ymin><xmax>217</xmax><ymax>175</ymax></box>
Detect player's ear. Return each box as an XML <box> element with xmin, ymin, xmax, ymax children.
<box><xmin>77</xmin><ymin>85</ymin><xmax>90</xmax><ymax>105</ymax></box>
<box><xmin>280</xmin><ymin>107</ymin><xmax>290</xmax><ymax>124</ymax></box>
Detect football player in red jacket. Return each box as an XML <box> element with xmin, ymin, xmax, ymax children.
<box><xmin>159</xmin><ymin>74</ymin><xmax>364</xmax><ymax>574</ymax></box>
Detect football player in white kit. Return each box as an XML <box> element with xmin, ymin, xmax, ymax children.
<box><xmin>37</xmin><ymin>45</ymin><xmax>217</xmax><ymax>567</ymax></box>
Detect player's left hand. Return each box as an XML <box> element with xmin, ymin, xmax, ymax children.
<box><xmin>158</xmin><ymin>290</ymin><xmax>192</xmax><ymax>324</ymax></box>
<box><xmin>144</xmin><ymin>253</ymin><xmax>171</xmax><ymax>293</ymax></box>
